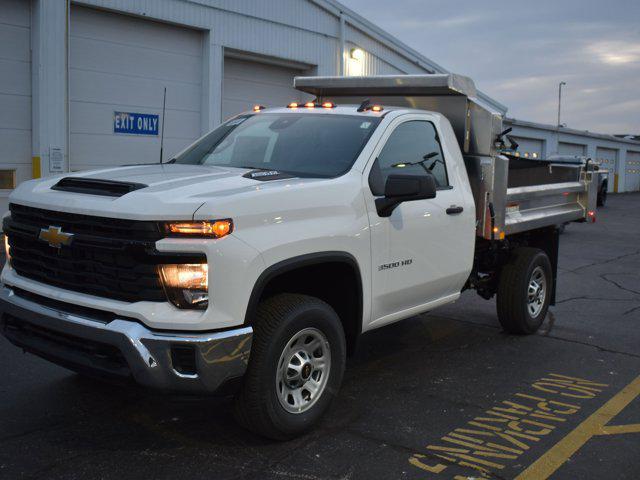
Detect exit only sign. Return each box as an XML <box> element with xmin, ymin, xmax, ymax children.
<box><xmin>114</xmin><ymin>111</ymin><xmax>159</xmax><ymax>136</ymax></box>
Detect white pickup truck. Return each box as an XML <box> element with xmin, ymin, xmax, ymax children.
<box><xmin>0</xmin><ymin>74</ymin><xmax>597</xmax><ymax>439</ymax></box>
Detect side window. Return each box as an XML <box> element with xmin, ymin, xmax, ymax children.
<box><xmin>375</xmin><ymin>120</ymin><xmax>449</xmax><ymax>189</ymax></box>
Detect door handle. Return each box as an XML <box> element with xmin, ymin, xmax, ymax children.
<box><xmin>446</xmin><ymin>205</ymin><xmax>464</xmax><ymax>215</ymax></box>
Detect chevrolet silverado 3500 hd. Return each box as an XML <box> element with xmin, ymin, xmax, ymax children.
<box><xmin>0</xmin><ymin>74</ymin><xmax>597</xmax><ymax>439</ymax></box>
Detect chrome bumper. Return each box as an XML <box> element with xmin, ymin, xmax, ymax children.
<box><xmin>0</xmin><ymin>286</ymin><xmax>252</xmax><ymax>394</ymax></box>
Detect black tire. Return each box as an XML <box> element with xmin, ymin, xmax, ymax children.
<box><xmin>496</xmin><ymin>247</ymin><xmax>552</xmax><ymax>335</ymax></box>
<box><xmin>234</xmin><ymin>293</ymin><xmax>346</xmax><ymax>440</ymax></box>
<box><xmin>597</xmin><ymin>185</ymin><xmax>607</xmax><ymax>207</ymax></box>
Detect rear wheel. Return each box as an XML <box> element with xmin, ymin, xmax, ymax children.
<box><xmin>597</xmin><ymin>184</ymin><xmax>607</xmax><ymax>206</ymax></box>
<box><xmin>496</xmin><ymin>247</ymin><xmax>552</xmax><ymax>334</ymax></box>
<box><xmin>234</xmin><ymin>294</ymin><xmax>346</xmax><ymax>440</ymax></box>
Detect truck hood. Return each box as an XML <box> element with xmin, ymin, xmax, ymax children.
<box><xmin>9</xmin><ymin>164</ymin><xmax>313</xmax><ymax>220</ymax></box>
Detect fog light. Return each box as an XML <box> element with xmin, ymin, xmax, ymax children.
<box><xmin>159</xmin><ymin>263</ymin><xmax>209</xmax><ymax>309</ymax></box>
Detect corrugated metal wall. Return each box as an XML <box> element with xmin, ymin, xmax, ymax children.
<box><xmin>75</xmin><ymin>0</ymin><xmax>437</xmax><ymax>78</ymax></box>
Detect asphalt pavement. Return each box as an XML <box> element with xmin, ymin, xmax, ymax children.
<box><xmin>1</xmin><ymin>193</ymin><xmax>639</xmax><ymax>480</ymax></box>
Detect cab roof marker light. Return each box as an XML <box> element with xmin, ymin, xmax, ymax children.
<box><xmin>253</xmin><ymin>105</ymin><xmax>266</xmax><ymax>112</ymax></box>
<box><xmin>321</xmin><ymin>102</ymin><xmax>336</xmax><ymax>109</ymax></box>
<box><xmin>359</xmin><ymin>103</ymin><xmax>384</xmax><ymax>113</ymax></box>
<box><xmin>287</xmin><ymin>102</ymin><xmax>299</xmax><ymax>108</ymax></box>
<box><xmin>304</xmin><ymin>101</ymin><xmax>316</xmax><ymax>108</ymax></box>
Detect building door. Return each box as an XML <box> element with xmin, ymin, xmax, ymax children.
<box><xmin>70</xmin><ymin>6</ymin><xmax>203</xmax><ymax>170</ymax></box>
<box><xmin>222</xmin><ymin>57</ymin><xmax>312</xmax><ymax>121</ymax></box>
<box><xmin>625</xmin><ymin>151</ymin><xmax>640</xmax><ymax>192</ymax></box>
<box><xmin>0</xmin><ymin>0</ymin><xmax>31</xmax><ymax>215</ymax></box>
<box><xmin>558</xmin><ymin>142</ymin><xmax>586</xmax><ymax>157</ymax></box>
<box><xmin>597</xmin><ymin>147</ymin><xmax>619</xmax><ymax>192</ymax></box>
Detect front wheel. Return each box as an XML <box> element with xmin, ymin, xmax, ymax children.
<box><xmin>234</xmin><ymin>294</ymin><xmax>346</xmax><ymax>440</ymax></box>
<box><xmin>496</xmin><ymin>247</ymin><xmax>552</xmax><ymax>334</ymax></box>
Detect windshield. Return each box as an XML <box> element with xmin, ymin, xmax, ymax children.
<box><xmin>172</xmin><ymin>113</ymin><xmax>381</xmax><ymax>178</ymax></box>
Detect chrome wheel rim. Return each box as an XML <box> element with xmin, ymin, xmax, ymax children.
<box><xmin>276</xmin><ymin>327</ymin><xmax>331</xmax><ymax>414</ymax></box>
<box><xmin>527</xmin><ymin>266</ymin><xmax>547</xmax><ymax>318</ymax></box>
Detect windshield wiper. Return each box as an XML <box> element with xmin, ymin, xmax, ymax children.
<box><xmin>235</xmin><ymin>165</ymin><xmax>276</xmax><ymax>171</ymax></box>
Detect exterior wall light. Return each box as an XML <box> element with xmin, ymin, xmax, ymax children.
<box><xmin>350</xmin><ymin>48</ymin><xmax>364</xmax><ymax>61</ymax></box>
<box><xmin>348</xmin><ymin>48</ymin><xmax>365</xmax><ymax>76</ymax></box>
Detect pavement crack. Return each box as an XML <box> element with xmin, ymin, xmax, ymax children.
<box><xmin>599</xmin><ymin>273</ymin><xmax>640</xmax><ymax>296</ymax></box>
<box><xmin>555</xmin><ymin>296</ymin><xmax>637</xmax><ymax>304</ymax></box>
<box><xmin>567</xmin><ymin>249</ymin><xmax>640</xmax><ymax>273</ymax></box>
<box><xmin>543</xmin><ymin>333</ymin><xmax>640</xmax><ymax>359</ymax></box>
<box><xmin>623</xmin><ymin>304</ymin><xmax>640</xmax><ymax>316</ymax></box>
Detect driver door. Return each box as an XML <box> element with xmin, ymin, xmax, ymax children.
<box><xmin>364</xmin><ymin>117</ymin><xmax>473</xmax><ymax>328</ymax></box>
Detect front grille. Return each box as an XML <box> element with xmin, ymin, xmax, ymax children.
<box><xmin>4</xmin><ymin>204</ymin><xmax>201</xmax><ymax>303</ymax></box>
<box><xmin>9</xmin><ymin>203</ymin><xmax>161</xmax><ymax>241</ymax></box>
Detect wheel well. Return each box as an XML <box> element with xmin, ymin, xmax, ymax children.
<box><xmin>245</xmin><ymin>254</ymin><xmax>363</xmax><ymax>355</ymax></box>
<box><xmin>503</xmin><ymin>227</ymin><xmax>559</xmax><ymax>305</ymax></box>
<box><xmin>472</xmin><ymin>226</ymin><xmax>559</xmax><ymax>305</ymax></box>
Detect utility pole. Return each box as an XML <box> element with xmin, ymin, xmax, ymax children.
<box><xmin>557</xmin><ymin>81</ymin><xmax>566</xmax><ymax>127</ymax></box>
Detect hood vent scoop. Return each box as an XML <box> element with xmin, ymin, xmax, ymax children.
<box><xmin>51</xmin><ymin>177</ymin><xmax>147</xmax><ymax>197</ymax></box>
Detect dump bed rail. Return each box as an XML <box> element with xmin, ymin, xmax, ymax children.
<box><xmin>469</xmin><ymin>155</ymin><xmax>597</xmax><ymax>239</ymax></box>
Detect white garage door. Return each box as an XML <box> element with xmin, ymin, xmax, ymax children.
<box><xmin>70</xmin><ymin>6</ymin><xmax>203</xmax><ymax>170</ymax></box>
<box><xmin>558</xmin><ymin>142</ymin><xmax>586</xmax><ymax>157</ymax></box>
<box><xmin>625</xmin><ymin>151</ymin><xmax>640</xmax><ymax>192</ymax></box>
<box><xmin>222</xmin><ymin>57</ymin><xmax>311</xmax><ymax>122</ymax></box>
<box><xmin>596</xmin><ymin>147</ymin><xmax>618</xmax><ymax>191</ymax></box>
<box><xmin>0</xmin><ymin>0</ymin><xmax>31</xmax><ymax>215</ymax></box>
<box><xmin>512</xmin><ymin>137</ymin><xmax>543</xmax><ymax>159</ymax></box>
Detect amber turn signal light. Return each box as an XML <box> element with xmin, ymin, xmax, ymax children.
<box><xmin>167</xmin><ymin>220</ymin><xmax>233</xmax><ymax>238</ymax></box>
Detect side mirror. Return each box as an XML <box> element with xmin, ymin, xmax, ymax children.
<box><xmin>375</xmin><ymin>174</ymin><xmax>436</xmax><ymax>217</ymax></box>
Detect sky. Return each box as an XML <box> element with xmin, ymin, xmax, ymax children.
<box><xmin>340</xmin><ymin>0</ymin><xmax>640</xmax><ymax>134</ymax></box>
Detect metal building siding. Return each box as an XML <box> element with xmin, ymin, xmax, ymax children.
<box><xmin>75</xmin><ymin>0</ymin><xmax>433</xmax><ymax>79</ymax></box>
<box><xmin>345</xmin><ymin>25</ymin><xmax>426</xmax><ymax>75</ymax></box>
<box><xmin>189</xmin><ymin>0</ymin><xmax>339</xmax><ymax>37</ymax></box>
<box><xmin>70</xmin><ymin>5</ymin><xmax>203</xmax><ymax>169</ymax></box>
<box><xmin>512</xmin><ymin>137</ymin><xmax>544</xmax><ymax>158</ymax></box>
<box><xmin>558</xmin><ymin>142</ymin><xmax>586</xmax><ymax>156</ymax></box>
<box><xmin>76</xmin><ymin>0</ymin><xmax>340</xmax><ymax>72</ymax></box>
<box><xmin>222</xmin><ymin>58</ymin><xmax>313</xmax><ymax>120</ymax></box>
<box><xmin>0</xmin><ymin>0</ymin><xmax>31</xmax><ymax>214</ymax></box>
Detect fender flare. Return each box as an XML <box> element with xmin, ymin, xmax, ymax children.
<box><xmin>243</xmin><ymin>251</ymin><xmax>363</xmax><ymax>333</ymax></box>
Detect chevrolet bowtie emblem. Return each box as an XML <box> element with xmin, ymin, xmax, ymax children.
<box><xmin>38</xmin><ymin>226</ymin><xmax>74</xmax><ymax>248</ymax></box>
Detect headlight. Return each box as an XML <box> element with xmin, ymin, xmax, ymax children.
<box><xmin>159</xmin><ymin>263</ymin><xmax>209</xmax><ymax>309</ymax></box>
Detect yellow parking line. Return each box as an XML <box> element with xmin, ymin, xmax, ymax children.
<box><xmin>600</xmin><ymin>423</ymin><xmax>640</xmax><ymax>435</ymax></box>
<box><xmin>515</xmin><ymin>375</ymin><xmax>640</xmax><ymax>480</ymax></box>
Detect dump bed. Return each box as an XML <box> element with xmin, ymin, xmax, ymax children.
<box><xmin>295</xmin><ymin>74</ymin><xmax>598</xmax><ymax>239</ymax></box>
